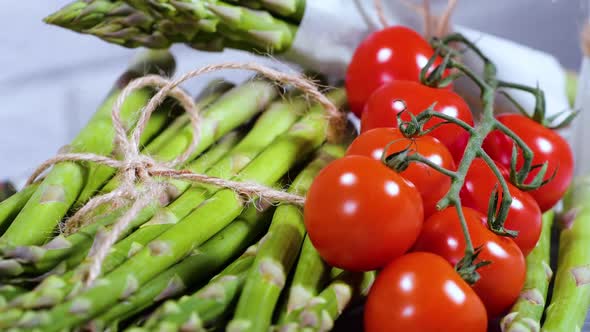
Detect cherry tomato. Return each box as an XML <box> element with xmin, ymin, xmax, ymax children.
<box><xmin>413</xmin><ymin>207</ymin><xmax>526</xmax><ymax>317</ymax></box>
<box><xmin>304</xmin><ymin>156</ymin><xmax>423</xmax><ymax>271</ymax></box>
<box><xmin>345</xmin><ymin>128</ymin><xmax>455</xmax><ymax>218</ymax></box>
<box><xmin>460</xmin><ymin>159</ymin><xmax>542</xmax><ymax>256</ymax></box>
<box><xmin>365</xmin><ymin>252</ymin><xmax>488</xmax><ymax>332</ymax></box>
<box><xmin>345</xmin><ymin>26</ymin><xmax>445</xmax><ymax>117</ymax></box>
<box><xmin>360</xmin><ymin>81</ymin><xmax>473</xmax><ymax>162</ymax></box>
<box><xmin>483</xmin><ymin>114</ymin><xmax>573</xmax><ymax>212</ymax></box>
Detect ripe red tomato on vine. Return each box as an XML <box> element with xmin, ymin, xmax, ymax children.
<box><xmin>345</xmin><ymin>127</ymin><xmax>455</xmax><ymax>218</ymax></box>
<box><xmin>304</xmin><ymin>155</ymin><xmax>424</xmax><ymax>271</ymax></box>
<box><xmin>365</xmin><ymin>252</ymin><xmax>488</xmax><ymax>332</ymax></box>
<box><xmin>413</xmin><ymin>207</ymin><xmax>526</xmax><ymax>317</ymax></box>
<box><xmin>460</xmin><ymin>158</ymin><xmax>542</xmax><ymax>256</ymax></box>
<box><xmin>345</xmin><ymin>26</ymin><xmax>447</xmax><ymax>117</ymax></box>
<box><xmin>483</xmin><ymin>114</ymin><xmax>574</xmax><ymax>212</ymax></box>
<box><xmin>360</xmin><ymin>81</ymin><xmax>473</xmax><ymax>162</ymax></box>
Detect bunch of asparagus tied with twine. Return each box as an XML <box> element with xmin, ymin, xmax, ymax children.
<box><xmin>44</xmin><ymin>0</ymin><xmax>305</xmax><ymax>53</ymax></box>
<box><xmin>0</xmin><ymin>49</ymin><xmax>379</xmax><ymax>332</ymax></box>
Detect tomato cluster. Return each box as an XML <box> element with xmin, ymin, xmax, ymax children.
<box><xmin>304</xmin><ymin>26</ymin><xmax>574</xmax><ymax>331</ymax></box>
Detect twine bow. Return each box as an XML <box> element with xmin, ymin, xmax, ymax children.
<box><xmin>27</xmin><ymin>62</ymin><xmax>345</xmax><ymax>287</ymax></box>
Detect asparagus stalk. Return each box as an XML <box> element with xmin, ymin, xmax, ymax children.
<box><xmin>0</xmin><ymin>286</ymin><xmax>27</xmax><ymax>309</ymax></box>
<box><xmin>542</xmin><ymin>177</ymin><xmax>590</xmax><ymax>332</ymax></box>
<box><xmin>0</xmin><ymin>184</ymin><xmax>39</xmax><ymax>235</ymax></box>
<box><xmin>15</xmin><ymin>89</ymin><xmax>346</xmax><ymax>331</ymax></box>
<box><xmin>227</xmin><ymin>143</ymin><xmax>347</xmax><ymax>332</ymax></box>
<box><xmin>0</xmin><ymin>50</ymin><xmax>176</xmax><ymax>247</ymax></box>
<box><xmin>89</xmin><ymin>203</ymin><xmax>273</xmax><ymax>330</ymax></box>
<box><xmin>277</xmin><ymin>235</ymin><xmax>330</xmax><ymax>323</ymax></box>
<box><xmin>277</xmin><ymin>271</ymin><xmax>375</xmax><ymax>332</ymax></box>
<box><xmin>3</xmin><ymin>132</ymin><xmax>240</xmax><ymax>310</ymax></box>
<box><xmin>501</xmin><ymin>211</ymin><xmax>555</xmax><ymax>332</ymax></box>
<box><xmin>142</xmin><ymin>80</ymin><xmax>236</xmax><ymax>155</ymax></box>
<box><xmin>142</xmin><ymin>248</ymin><xmax>258</xmax><ymax>332</ymax></box>
<box><xmin>45</xmin><ymin>0</ymin><xmax>299</xmax><ymax>53</ymax></box>
<box><xmin>225</xmin><ymin>0</ymin><xmax>306</xmax><ymax>22</ymax></box>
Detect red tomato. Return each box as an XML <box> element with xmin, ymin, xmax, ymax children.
<box><xmin>460</xmin><ymin>159</ymin><xmax>542</xmax><ymax>256</ymax></box>
<box><xmin>483</xmin><ymin>114</ymin><xmax>573</xmax><ymax>212</ymax></box>
<box><xmin>345</xmin><ymin>26</ymin><xmax>445</xmax><ymax>117</ymax></box>
<box><xmin>360</xmin><ymin>81</ymin><xmax>473</xmax><ymax>162</ymax></box>
<box><xmin>304</xmin><ymin>156</ymin><xmax>423</xmax><ymax>271</ymax></box>
<box><xmin>413</xmin><ymin>207</ymin><xmax>526</xmax><ymax>317</ymax></box>
<box><xmin>345</xmin><ymin>128</ymin><xmax>455</xmax><ymax>218</ymax></box>
<box><xmin>365</xmin><ymin>252</ymin><xmax>488</xmax><ymax>332</ymax></box>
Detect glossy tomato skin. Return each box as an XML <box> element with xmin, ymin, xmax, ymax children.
<box><xmin>460</xmin><ymin>159</ymin><xmax>542</xmax><ymax>256</ymax></box>
<box><xmin>413</xmin><ymin>207</ymin><xmax>526</xmax><ymax>317</ymax></box>
<box><xmin>345</xmin><ymin>26</ymin><xmax>444</xmax><ymax>117</ymax></box>
<box><xmin>365</xmin><ymin>252</ymin><xmax>488</xmax><ymax>332</ymax></box>
<box><xmin>345</xmin><ymin>128</ymin><xmax>455</xmax><ymax>218</ymax></box>
<box><xmin>361</xmin><ymin>81</ymin><xmax>473</xmax><ymax>162</ymax></box>
<box><xmin>304</xmin><ymin>156</ymin><xmax>423</xmax><ymax>271</ymax></box>
<box><xmin>483</xmin><ymin>114</ymin><xmax>573</xmax><ymax>212</ymax></box>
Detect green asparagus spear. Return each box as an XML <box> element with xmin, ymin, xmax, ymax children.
<box><xmin>88</xmin><ymin>203</ymin><xmax>273</xmax><ymax>330</ymax></box>
<box><xmin>0</xmin><ymin>50</ymin><xmax>176</xmax><ymax>247</ymax></box>
<box><xmin>227</xmin><ymin>143</ymin><xmax>347</xmax><ymax>332</ymax></box>
<box><xmin>0</xmin><ymin>83</ymin><xmax>237</xmax><ymax>278</ymax></box>
<box><xmin>277</xmin><ymin>271</ymin><xmax>375</xmax><ymax>332</ymax></box>
<box><xmin>501</xmin><ymin>211</ymin><xmax>555</xmax><ymax>332</ymax></box>
<box><xmin>143</xmin><ymin>80</ymin><xmax>236</xmax><ymax>155</ymax></box>
<box><xmin>142</xmin><ymin>247</ymin><xmax>258</xmax><ymax>332</ymax></box>
<box><xmin>4</xmin><ymin>132</ymin><xmax>241</xmax><ymax>310</ymax></box>
<box><xmin>0</xmin><ymin>286</ymin><xmax>27</xmax><ymax>309</ymax></box>
<box><xmin>45</xmin><ymin>0</ymin><xmax>300</xmax><ymax>53</ymax></box>
<box><xmin>542</xmin><ymin>177</ymin><xmax>590</xmax><ymax>332</ymax></box>
<box><xmin>0</xmin><ymin>184</ymin><xmax>39</xmax><ymax>235</ymax></box>
<box><xmin>15</xmin><ymin>89</ymin><xmax>346</xmax><ymax>331</ymax></box>
<box><xmin>277</xmin><ymin>235</ymin><xmax>330</xmax><ymax>323</ymax></box>
<box><xmin>225</xmin><ymin>0</ymin><xmax>306</xmax><ymax>22</ymax></box>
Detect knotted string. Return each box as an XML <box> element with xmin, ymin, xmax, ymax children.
<box><xmin>27</xmin><ymin>62</ymin><xmax>344</xmax><ymax>287</ymax></box>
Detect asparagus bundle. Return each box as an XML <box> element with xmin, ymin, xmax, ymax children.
<box><xmin>44</xmin><ymin>0</ymin><xmax>303</xmax><ymax>53</ymax></box>
<box><xmin>0</xmin><ymin>58</ymin><xmax>365</xmax><ymax>331</ymax></box>
<box><xmin>542</xmin><ymin>177</ymin><xmax>590</xmax><ymax>332</ymax></box>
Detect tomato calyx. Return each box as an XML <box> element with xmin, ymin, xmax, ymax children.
<box><xmin>497</xmin><ymin>80</ymin><xmax>579</xmax><ymax>130</ymax></box>
<box><xmin>505</xmin><ymin>141</ymin><xmax>557</xmax><ymax>191</ymax></box>
<box><xmin>486</xmin><ymin>185</ymin><xmax>519</xmax><ymax>238</ymax></box>
<box><xmin>455</xmin><ymin>246</ymin><xmax>490</xmax><ymax>285</ymax></box>
<box><xmin>419</xmin><ymin>38</ymin><xmax>461</xmax><ymax>89</ymax></box>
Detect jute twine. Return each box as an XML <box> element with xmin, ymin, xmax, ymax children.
<box><xmin>373</xmin><ymin>0</ymin><xmax>458</xmax><ymax>38</ymax></box>
<box><xmin>27</xmin><ymin>62</ymin><xmax>345</xmax><ymax>287</ymax></box>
